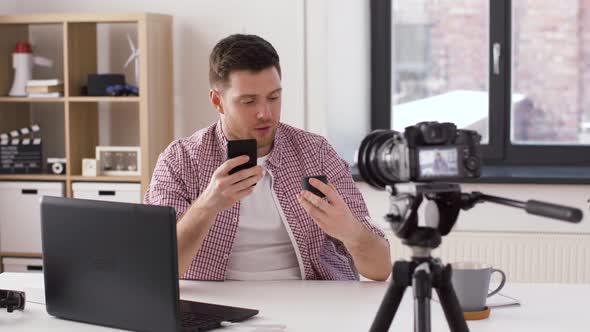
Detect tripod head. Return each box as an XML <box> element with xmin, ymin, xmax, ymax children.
<box><xmin>385</xmin><ymin>182</ymin><xmax>583</xmax><ymax>250</ymax></box>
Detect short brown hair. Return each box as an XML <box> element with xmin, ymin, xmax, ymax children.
<box><xmin>209</xmin><ymin>34</ymin><xmax>281</xmax><ymax>88</ymax></box>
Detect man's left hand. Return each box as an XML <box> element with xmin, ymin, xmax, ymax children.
<box><xmin>296</xmin><ymin>178</ymin><xmax>363</xmax><ymax>246</ymax></box>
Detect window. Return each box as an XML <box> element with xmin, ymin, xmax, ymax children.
<box><xmin>392</xmin><ymin>1</ymin><xmax>489</xmax><ymax>143</ymax></box>
<box><xmin>393</xmin><ymin>23</ymin><xmax>431</xmax><ymax>81</ymax></box>
<box><xmin>511</xmin><ymin>1</ymin><xmax>590</xmax><ymax>145</ymax></box>
<box><xmin>371</xmin><ymin>0</ymin><xmax>590</xmax><ymax>183</ymax></box>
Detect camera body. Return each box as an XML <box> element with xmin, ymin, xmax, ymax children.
<box><xmin>404</xmin><ymin>122</ymin><xmax>481</xmax><ymax>181</ymax></box>
<box><xmin>356</xmin><ymin>121</ymin><xmax>481</xmax><ymax>189</ymax></box>
<box><xmin>47</xmin><ymin>157</ymin><xmax>66</xmax><ymax>175</ymax></box>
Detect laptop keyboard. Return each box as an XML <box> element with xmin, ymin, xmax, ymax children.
<box><xmin>181</xmin><ymin>311</ymin><xmax>223</xmax><ymax>328</ymax></box>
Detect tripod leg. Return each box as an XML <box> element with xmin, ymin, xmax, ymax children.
<box><xmin>435</xmin><ymin>264</ymin><xmax>470</xmax><ymax>332</ymax></box>
<box><xmin>370</xmin><ymin>261</ymin><xmax>411</xmax><ymax>332</ymax></box>
<box><xmin>413</xmin><ymin>263</ymin><xmax>432</xmax><ymax>332</ymax></box>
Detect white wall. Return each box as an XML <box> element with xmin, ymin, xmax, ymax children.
<box><xmin>305</xmin><ymin>0</ymin><xmax>371</xmax><ymax>164</ymax></box>
<box><xmin>2</xmin><ymin>0</ymin><xmax>589</xmax><ymax>233</ymax></box>
<box><xmin>0</xmin><ymin>2</ymin><xmax>16</xmax><ymax>12</ymax></box>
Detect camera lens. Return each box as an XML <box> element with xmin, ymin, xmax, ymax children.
<box><xmin>356</xmin><ymin>130</ymin><xmax>409</xmax><ymax>189</ymax></box>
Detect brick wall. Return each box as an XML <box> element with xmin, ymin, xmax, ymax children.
<box><xmin>395</xmin><ymin>0</ymin><xmax>588</xmax><ymax>143</ymax></box>
<box><xmin>581</xmin><ymin>0</ymin><xmax>590</xmax><ymax>139</ymax></box>
<box><xmin>511</xmin><ymin>0</ymin><xmax>580</xmax><ymax>141</ymax></box>
<box><xmin>427</xmin><ymin>0</ymin><xmax>488</xmax><ymax>93</ymax></box>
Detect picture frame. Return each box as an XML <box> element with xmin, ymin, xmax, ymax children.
<box><xmin>95</xmin><ymin>146</ymin><xmax>141</xmax><ymax>176</ymax></box>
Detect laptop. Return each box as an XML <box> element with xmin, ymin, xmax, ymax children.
<box><xmin>40</xmin><ymin>196</ymin><xmax>258</xmax><ymax>332</ymax></box>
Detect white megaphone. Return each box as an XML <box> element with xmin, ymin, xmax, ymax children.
<box><xmin>9</xmin><ymin>42</ymin><xmax>53</xmax><ymax>96</ymax></box>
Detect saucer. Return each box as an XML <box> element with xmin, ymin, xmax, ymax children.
<box><xmin>463</xmin><ymin>306</ymin><xmax>491</xmax><ymax>320</ymax></box>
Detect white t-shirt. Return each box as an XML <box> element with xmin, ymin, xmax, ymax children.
<box><xmin>225</xmin><ymin>155</ymin><xmax>303</xmax><ymax>280</ymax></box>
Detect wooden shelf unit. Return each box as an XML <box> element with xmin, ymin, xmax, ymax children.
<box><xmin>68</xmin><ymin>175</ymin><xmax>141</xmax><ymax>182</ymax></box>
<box><xmin>0</xmin><ymin>174</ymin><xmax>67</xmax><ymax>181</ymax></box>
<box><xmin>0</xmin><ymin>97</ymin><xmax>66</xmax><ymax>102</ymax></box>
<box><xmin>69</xmin><ymin>96</ymin><xmax>140</xmax><ymax>102</ymax></box>
<box><xmin>0</xmin><ymin>12</ymin><xmax>173</xmax><ymax>197</ymax></box>
<box><xmin>0</xmin><ymin>252</ymin><xmax>42</xmax><ymax>259</ymax></box>
<box><xmin>0</xmin><ymin>96</ymin><xmax>141</xmax><ymax>103</ymax></box>
<box><xmin>0</xmin><ymin>13</ymin><xmax>173</xmax><ymax>263</ymax></box>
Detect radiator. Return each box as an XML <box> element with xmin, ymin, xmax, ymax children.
<box><xmin>385</xmin><ymin>231</ymin><xmax>590</xmax><ymax>283</ymax></box>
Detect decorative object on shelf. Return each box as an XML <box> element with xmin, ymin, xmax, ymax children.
<box><xmin>26</xmin><ymin>79</ymin><xmax>64</xmax><ymax>98</ymax></box>
<box><xmin>95</xmin><ymin>146</ymin><xmax>141</xmax><ymax>176</ymax></box>
<box><xmin>106</xmin><ymin>84</ymin><xmax>138</xmax><ymax>96</ymax></box>
<box><xmin>0</xmin><ymin>125</ymin><xmax>42</xmax><ymax>174</ymax></box>
<box><xmin>86</xmin><ymin>74</ymin><xmax>125</xmax><ymax>96</ymax></box>
<box><xmin>8</xmin><ymin>42</ymin><xmax>53</xmax><ymax>96</ymax></box>
<box><xmin>82</xmin><ymin>158</ymin><xmax>99</xmax><ymax>177</ymax></box>
<box><xmin>47</xmin><ymin>158</ymin><xmax>66</xmax><ymax>175</ymax></box>
<box><xmin>124</xmin><ymin>33</ymin><xmax>140</xmax><ymax>87</ymax></box>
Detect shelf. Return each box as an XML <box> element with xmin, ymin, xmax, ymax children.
<box><xmin>0</xmin><ymin>13</ymin><xmax>168</xmax><ymax>24</ymax></box>
<box><xmin>68</xmin><ymin>96</ymin><xmax>140</xmax><ymax>103</ymax></box>
<box><xmin>0</xmin><ymin>252</ymin><xmax>42</xmax><ymax>258</ymax></box>
<box><xmin>0</xmin><ymin>96</ymin><xmax>139</xmax><ymax>103</ymax></box>
<box><xmin>69</xmin><ymin>175</ymin><xmax>141</xmax><ymax>183</ymax></box>
<box><xmin>0</xmin><ymin>175</ymin><xmax>140</xmax><ymax>182</ymax></box>
<box><xmin>0</xmin><ymin>97</ymin><xmax>65</xmax><ymax>103</ymax></box>
<box><xmin>0</xmin><ymin>174</ymin><xmax>67</xmax><ymax>181</ymax></box>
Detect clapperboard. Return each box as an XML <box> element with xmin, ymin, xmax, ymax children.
<box><xmin>0</xmin><ymin>124</ymin><xmax>43</xmax><ymax>174</ymax></box>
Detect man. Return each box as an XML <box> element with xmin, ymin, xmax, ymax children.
<box><xmin>145</xmin><ymin>34</ymin><xmax>391</xmax><ymax>281</ymax></box>
<box><xmin>433</xmin><ymin>151</ymin><xmax>449</xmax><ymax>173</ymax></box>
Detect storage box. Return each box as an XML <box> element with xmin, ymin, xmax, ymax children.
<box><xmin>2</xmin><ymin>257</ymin><xmax>43</xmax><ymax>273</ymax></box>
<box><xmin>0</xmin><ymin>181</ymin><xmax>64</xmax><ymax>253</ymax></box>
<box><xmin>72</xmin><ymin>182</ymin><xmax>141</xmax><ymax>204</ymax></box>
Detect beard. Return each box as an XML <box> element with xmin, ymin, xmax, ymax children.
<box><xmin>221</xmin><ymin>117</ymin><xmax>278</xmax><ymax>153</ymax></box>
<box><xmin>253</xmin><ymin>123</ymin><xmax>277</xmax><ymax>149</ymax></box>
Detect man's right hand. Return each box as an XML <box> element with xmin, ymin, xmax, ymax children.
<box><xmin>195</xmin><ymin>155</ymin><xmax>263</xmax><ymax>215</ymax></box>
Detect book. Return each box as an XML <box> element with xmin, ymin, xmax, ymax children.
<box><xmin>486</xmin><ymin>292</ymin><xmax>521</xmax><ymax>308</ymax></box>
<box><xmin>432</xmin><ymin>291</ymin><xmax>521</xmax><ymax>309</ymax></box>
<box><xmin>26</xmin><ymin>84</ymin><xmax>64</xmax><ymax>94</ymax></box>
<box><xmin>26</xmin><ymin>79</ymin><xmax>63</xmax><ymax>87</ymax></box>
<box><xmin>27</xmin><ymin>92</ymin><xmax>63</xmax><ymax>98</ymax></box>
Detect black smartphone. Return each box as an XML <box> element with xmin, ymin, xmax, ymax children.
<box><xmin>302</xmin><ymin>175</ymin><xmax>328</xmax><ymax>198</ymax></box>
<box><xmin>227</xmin><ymin>139</ymin><xmax>257</xmax><ymax>175</ymax></box>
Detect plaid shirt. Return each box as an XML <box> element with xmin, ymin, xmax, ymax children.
<box><xmin>144</xmin><ymin>121</ymin><xmax>386</xmax><ymax>280</ymax></box>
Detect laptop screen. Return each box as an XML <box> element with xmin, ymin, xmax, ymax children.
<box><xmin>41</xmin><ymin>196</ymin><xmax>181</xmax><ymax>331</ymax></box>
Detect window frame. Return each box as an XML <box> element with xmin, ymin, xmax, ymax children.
<box><xmin>370</xmin><ymin>0</ymin><xmax>590</xmax><ymax>184</ymax></box>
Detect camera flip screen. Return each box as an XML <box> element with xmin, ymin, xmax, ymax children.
<box><xmin>418</xmin><ymin>147</ymin><xmax>458</xmax><ymax>178</ymax></box>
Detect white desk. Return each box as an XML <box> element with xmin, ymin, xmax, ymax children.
<box><xmin>0</xmin><ymin>272</ymin><xmax>587</xmax><ymax>331</ymax></box>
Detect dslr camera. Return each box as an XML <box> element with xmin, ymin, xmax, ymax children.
<box><xmin>356</xmin><ymin>121</ymin><xmax>481</xmax><ymax>189</ymax></box>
